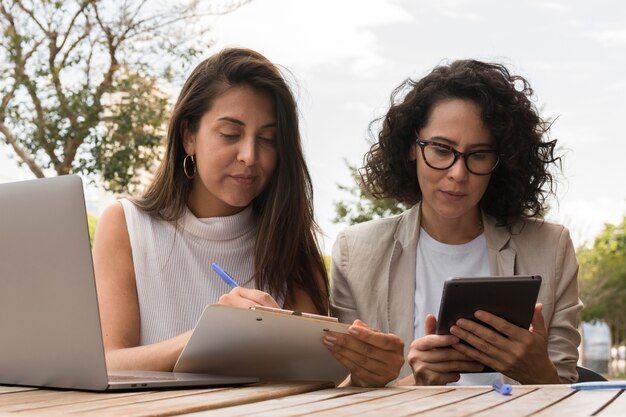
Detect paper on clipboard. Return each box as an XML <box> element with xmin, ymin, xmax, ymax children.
<box><xmin>173</xmin><ymin>305</ymin><xmax>350</xmax><ymax>384</ymax></box>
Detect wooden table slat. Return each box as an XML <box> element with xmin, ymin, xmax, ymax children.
<box><xmin>249</xmin><ymin>387</ymin><xmax>420</xmax><ymax>417</ymax></box>
<box><xmin>0</xmin><ymin>389</ymin><xmax>121</xmax><ymax>407</ymax></box>
<box><xmin>30</xmin><ymin>381</ymin><xmax>332</xmax><ymax>417</ymax></box>
<box><xmin>468</xmin><ymin>385</ymin><xmax>572</xmax><ymax>417</ymax></box>
<box><xmin>0</xmin><ymin>386</ymin><xmax>37</xmax><ymax>395</ymax></box>
<box><xmin>597</xmin><ymin>389</ymin><xmax>626</xmax><ymax>416</ymax></box>
<box><xmin>533</xmin><ymin>389</ymin><xmax>620</xmax><ymax>417</ymax></box>
<box><xmin>0</xmin><ymin>389</ymin><xmax>146</xmax><ymax>413</ymax></box>
<box><xmin>185</xmin><ymin>387</ymin><xmax>370</xmax><ymax>417</ymax></box>
<box><xmin>417</xmin><ymin>386</ymin><xmax>536</xmax><ymax>417</ymax></box>
<box><xmin>2</xmin><ymin>383</ymin><xmax>625</xmax><ymax>416</ymax></box>
<box><xmin>307</xmin><ymin>387</ymin><xmax>476</xmax><ymax>417</ymax></box>
<box><xmin>2</xmin><ymin>388</ymin><xmax>227</xmax><ymax>416</ymax></box>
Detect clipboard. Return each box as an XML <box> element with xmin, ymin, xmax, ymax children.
<box><xmin>174</xmin><ymin>305</ymin><xmax>350</xmax><ymax>384</ymax></box>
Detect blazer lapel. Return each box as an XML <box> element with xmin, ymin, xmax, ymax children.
<box><xmin>482</xmin><ymin>212</ymin><xmax>516</xmax><ymax>275</ymax></box>
<box><xmin>388</xmin><ymin>205</ymin><xmax>421</xmax><ymax>352</ymax></box>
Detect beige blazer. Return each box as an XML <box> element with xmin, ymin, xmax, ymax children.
<box><xmin>330</xmin><ymin>204</ymin><xmax>582</xmax><ymax>383</ymax></box>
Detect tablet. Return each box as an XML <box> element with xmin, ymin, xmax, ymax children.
<box><xmin>436</xmin><ymin>275</ymin><xmax>542</xmax><ymax>337</ymax></box>
<box><xmin>174</xmin><ymin>305</ymin><xmax>350</xmax><ymax>385</ymax></box>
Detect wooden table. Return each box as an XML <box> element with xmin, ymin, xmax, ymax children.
<box><xmin>1</xmin><ymin>382</ymin><xmax>624</xmax><ymax>416</ymax></box>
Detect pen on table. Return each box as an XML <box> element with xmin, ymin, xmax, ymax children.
<box><xmin>492</xmin><ymin>383</ymin><xmax>512</xmax><ymax>396</ymax></box>
<box><xmin>570</xmin><ymin>381</ymin><xmax>626</xmax><ymax>390</ymax></box>
<box><xmin>211</xmin><ymin>262</ymin><xmax>239</xmax><ymax>289</ymax></box>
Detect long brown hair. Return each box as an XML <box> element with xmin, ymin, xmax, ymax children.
<box><xmin>136</xmin><ymin>48</ymin><xmax>329</xmax><ymax>313</ymax></box>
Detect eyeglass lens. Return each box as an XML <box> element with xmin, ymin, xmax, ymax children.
<box><xmin>422</xmin><ymin>142</ymin><xmax>498</xmax><ymax>175</ymax></box>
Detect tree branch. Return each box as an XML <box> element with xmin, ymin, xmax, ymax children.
<box><xmin>0</xmin><ymin>120</ymin><xmax>45</xmax><ymax>177</ymax></box>
<box><xmin>48</xmin><ymin>35</ymin><xmax>80</xmax><ymax>131</ymax></box>
<box><xmin>110</xmin><ymin>0</ymin><xmax>252</xmax><ymax>43</ymax></box>
<box><xmin>14</xmin><ymin>0</ymin><xmax>48</xmax><ymax>34</ymax></box>
<box><xmin>58</xmin><ymin>25</ymin><xmax>89</xmax><ymax>69</ymax></box>
<box><xmin>3</xmin><ymin>1</ymin><xmax>60</xmax><ymax>166</ymax></box>
<box><xmin>0</xmin><ymin>82</ymin><xmax>17</xmax><ymax>113</ymax></box>
<box><xmin>92</xmin><ymin>3</ymin><xmax>119</xmax><ymax>97</ymax></box>
<box><xmin>57</xmin><ymin>0</ymin><xmax>93</xmax><ymax>53</ymax></box>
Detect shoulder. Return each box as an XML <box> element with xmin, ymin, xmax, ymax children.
<box><xmin>333</xmin><ymin>207</ymin><xmax>417</xmax><ymax>262</ymax></box>
<box><xmin>98</xmin><ymin>201</ymin><xmax>127</xmax><ymax>228</ymax></box>
<box><xmin>496</xmin><ymin>217</ymin><xmax>575</xmax><ymax>262</ymax></box>
<box><xmin>92</xmin><ymin>202</ymin><xmax>135</xmax><ymax>281</ymax></box>
<box><xmin>485</xmin><ymin>212</ymin><xmax>570</xmax><ymax>243</ymax></box>
<box><xmin>94</xmin><ymin>201</ymin><xmax>130</xmax><ymax>246</ymax></box>
<box><xmin>513</xmin><ymin>217</ymin><xmax>571</xmax><ymax>244</ymax></box>
<box><xmin>337</xmin><ymin>211</ymin><xmax>408</xmax><ymax>245</ymax></box>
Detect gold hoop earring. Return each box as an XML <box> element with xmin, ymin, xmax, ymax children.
<box><xmin>183</xmin><ymin>154</ymin><xmax>196</xmax><ymax>179</ymax></box>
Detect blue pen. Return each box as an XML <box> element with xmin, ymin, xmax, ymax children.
<box><xmin>492</xmin><ymin>383</ymin><xmax>512</xmax><ymax>395</ymax></box>
<box><xmin>571</xmin><ymin>381</ymin><xmax>626</xmax><ymax>390</ymax></box>
<box><xmin>211</xmin><ymin>262</ymin><xmax>239</xmax><ymax>288</ymax></box>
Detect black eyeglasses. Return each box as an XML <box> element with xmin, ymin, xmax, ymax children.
<box><xmin>415</xmin><ymin>138</ymin><xmax>500</xmax><ymax>175</ymax></box>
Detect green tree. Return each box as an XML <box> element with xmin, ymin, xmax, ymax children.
<box><xmin>333</xmin><ymin>160</ymin><xmax>409</xmax><ymax>226</ymax></box>
<box><xmin>578</xmin><ymin>216</ymin><xmax>626</xmax><ymax>345</ymax></box>
<box><xmin>0</xmin><ymin>0</ymin><xmax>248</xmax><ymax>193</ymax></box>
<box><xmin>87</xmin><ymin>212</ymin><xmax>97</xmax><ymax>246</ymax></box>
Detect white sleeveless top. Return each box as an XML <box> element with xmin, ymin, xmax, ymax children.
<box><xmin>120</xmin><ymin>199</ymin><xmax>263</xmax><ymax>345</ymax></box>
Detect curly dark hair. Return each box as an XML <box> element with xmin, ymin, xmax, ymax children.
<box><xmin>361</xmin><ymin>59</ymin><xmax>560</xmax><ymax>227</ymax></box>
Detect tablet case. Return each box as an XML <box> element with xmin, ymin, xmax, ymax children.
<box><xmin>436</xmin><ymin>275</ymin><xmax>542</xmax><ymax>372</ymax></box>
<box><xmin>437</xmin><ymin>275</ymin><xmax>542</xmax><ymax>335</ymax></box>
<box><xmin>174</xmin><ymin>305</ymin><xmax>350</xmax><ymax>384</ymax></box>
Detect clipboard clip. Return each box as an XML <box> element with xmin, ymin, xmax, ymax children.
<box><xmin>250</xmin><ymin>305</ymin><xmax>339</xmax><ymax>323</ymax></box>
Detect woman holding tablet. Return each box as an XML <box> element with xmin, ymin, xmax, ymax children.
<box><xmin>92</xmin><ymin>48</ymin><xmax>403</xmax><ymax>387</ymax></box>
<box><xmin>326</xmin><ymin>59</ymin><xmax>582</xmax><ymax>386</ymax></box>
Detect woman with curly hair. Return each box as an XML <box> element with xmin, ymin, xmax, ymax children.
<box><xmin>325</xmin><ymin>59</ymin><xmax>582</xmax><ymax>386</ymax></box>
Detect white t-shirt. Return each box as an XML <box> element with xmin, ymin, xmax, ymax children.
<box><xmin>414</xmin><ymin>227</ymin><xmax>501</xmax><ymax>385</ymax></box>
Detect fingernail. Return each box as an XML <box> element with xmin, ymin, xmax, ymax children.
<box><xmin>348</xmin><ymin>327</ymin><xmax>360</xmax><ymax>336</ymax></box>
<box><xmin>324</xmin><ymin>335</ymin><xmax>337</xmax><ymax>344</ymax></box>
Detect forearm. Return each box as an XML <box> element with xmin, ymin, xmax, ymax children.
<box><xmin>104</xmin><ymin>331</ymin><xmax>191</xmax><ymax>372</ymax></box>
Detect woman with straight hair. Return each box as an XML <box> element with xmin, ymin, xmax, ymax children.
<box><xmin>92</xmin><ymin>48</ymin><xmax>403</xmax><ymax>387</ymax></box>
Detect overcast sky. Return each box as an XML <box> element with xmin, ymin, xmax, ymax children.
<box><xmin>2</xmin><ymin>0</ymin><xmax>625</xmax><ymax>253</ymax></box>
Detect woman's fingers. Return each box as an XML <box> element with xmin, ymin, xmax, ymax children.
<box><xmin>218</xmin><ymin>287</ymin><xmax>281</xmax><ymax>308</ymax></box>
<box><xmin>407</xmin><ymin>325</ymin><xmax>484</xmax><ymax>386</ymax></box>
<box><xmin>323</xmin><ymin>320</ymin><xmax>404</xmax><ymax>387</ymax></box>
<box><xmin>327</xmin><ymin>349</ymin><xmax>393</xmax><ymax>388</ymax></box>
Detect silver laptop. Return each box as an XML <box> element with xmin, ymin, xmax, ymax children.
<box><xmin>0</xmin><ymin>175</ymin><xmax>258</xmax><ymax>391</ymax></box>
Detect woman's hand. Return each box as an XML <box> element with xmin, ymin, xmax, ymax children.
<box><xmin>218</xmin><ymin>287</ymin><xmax>281</xmax><ymax>309</ymax></box>
<box><xmin>323</xmin><ymin>319</ymin><xmax>404</xmax><ymax>387</ymax></box>
<box><xmin>407</xmin><ymin>314</ymin><xmax>484</xmax><ymax>385</ymax></box>
<box><xmin>449</xmin><ymin>303</ymin><xmax>560</xmax><ymax>384</ymax></box>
